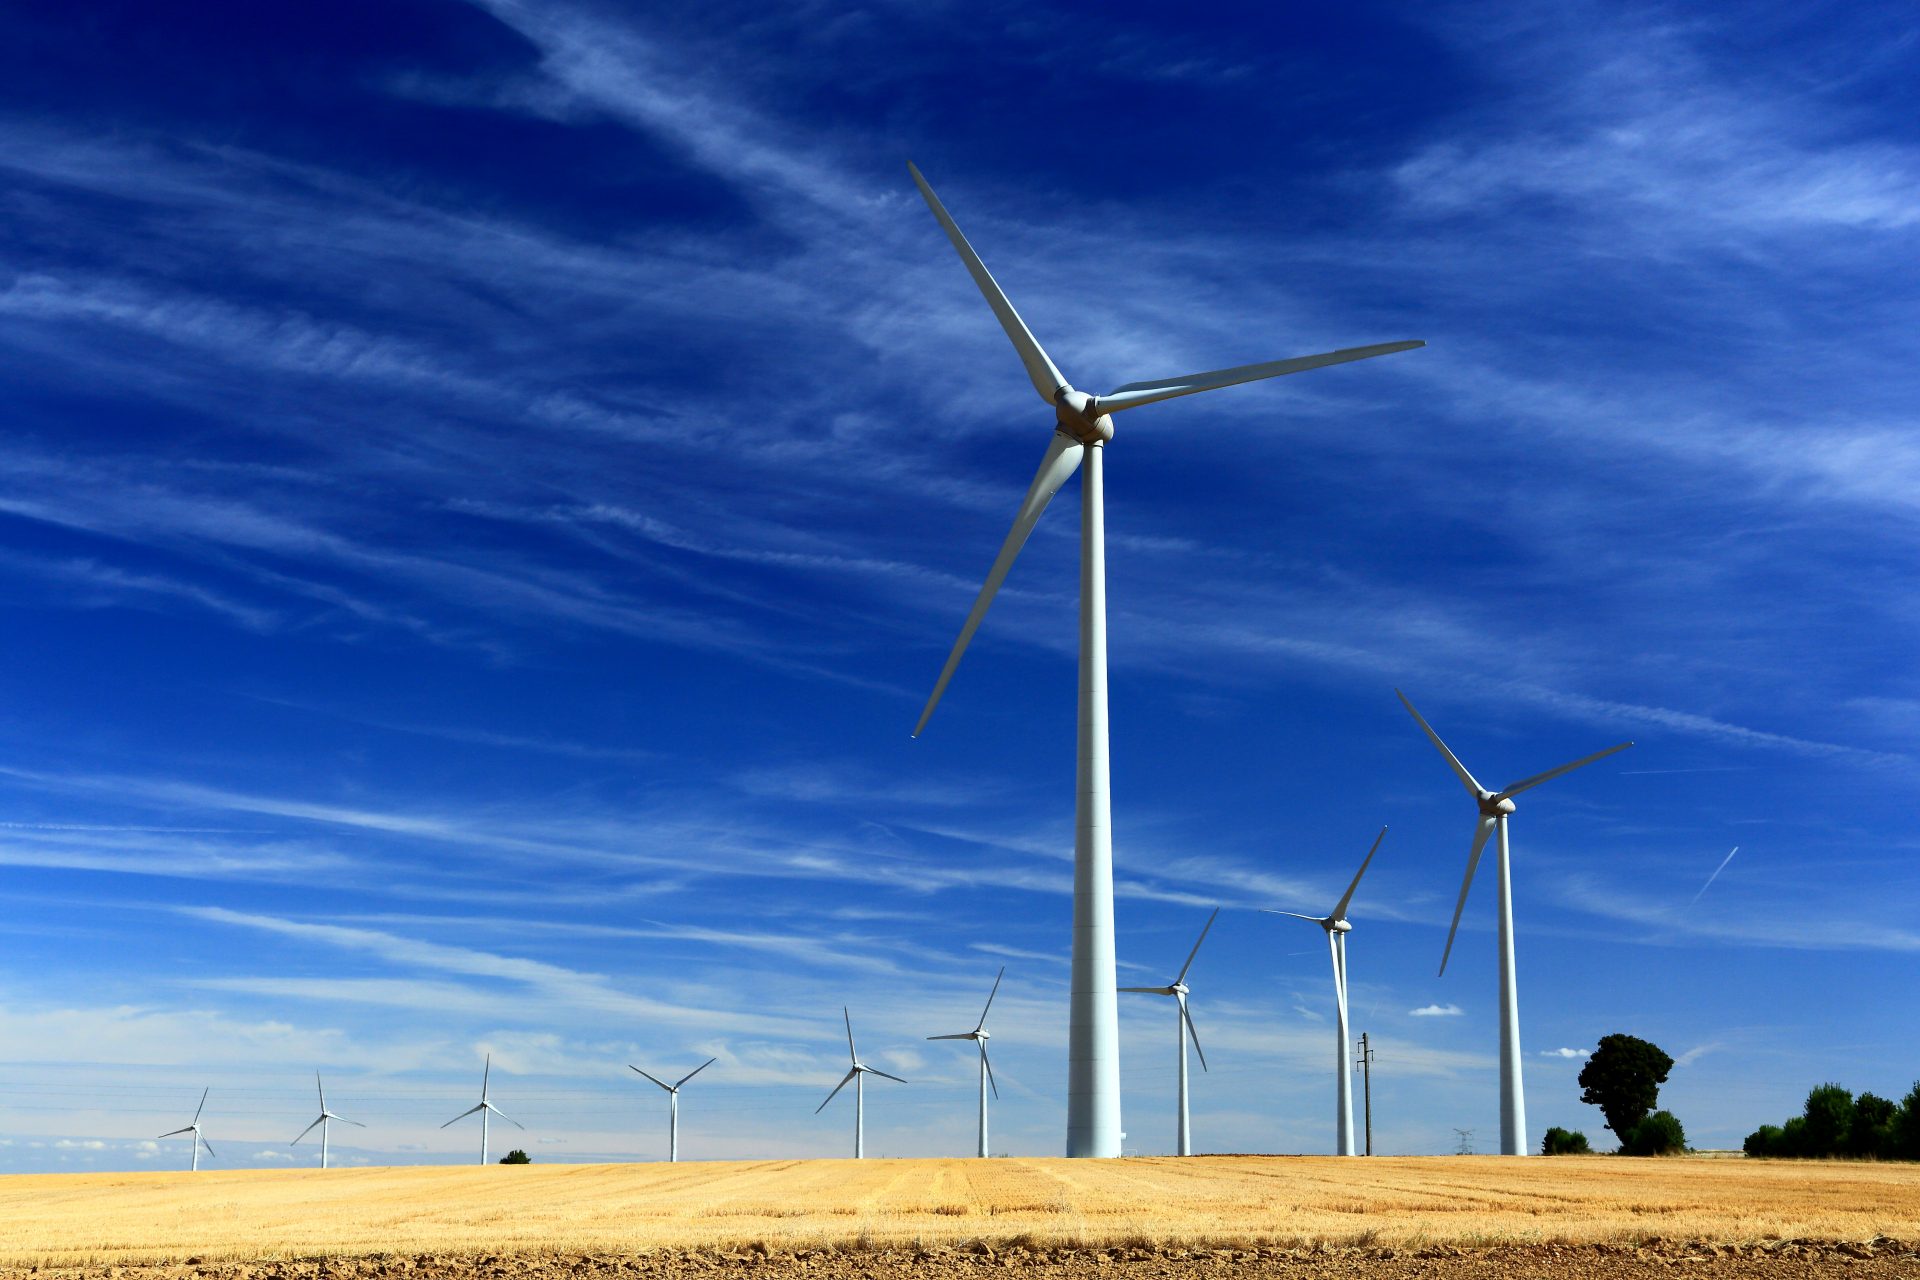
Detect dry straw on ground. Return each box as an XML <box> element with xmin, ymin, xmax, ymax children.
<box><xmin>2</xmin><ymin>1155</ymin><xmax>1917</xmax><ymax>1267</ymax></box>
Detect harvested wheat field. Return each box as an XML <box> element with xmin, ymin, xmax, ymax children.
<box><xmin>2</xmin><ymin>1157</ymin><xmax>1916</xmax><ymax>1280</ymax></box>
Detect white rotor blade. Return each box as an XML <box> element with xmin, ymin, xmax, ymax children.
<box><xmin>927</xmin><ymin>1032</ymin><xmax>974</xmax><ymax>1041</ymax></box>
<box><xmin>481</xmin><ymin>1053</ymin><xmax>491</xmax><ymax>1100</ymax></box>
<box><xmin>1332</xmin><ymin>826</ymin><xmax>1388</xmax><ymax>921</ymax></box>
<box><xmin>1117</xmin><ymin>985</ymin><xmax>1172</xmax><ymax>995</ymax></box>
<box><xmin>316</xmin><ymin>1073</ymin><xmax>326</xmax><ymax>1111</ymax></box>
<box><xmin>976</xmin><ymin>965</ymin><xmax>1005</xmax><ymax>1031</ymax></box>
<box><xmin>1439</xmin><ymin>816</ymin><xmax>1498</xmax><ymax>977</ymax></box>
<box><xmin>291</xmin><ymin>1116</ymin><xmax>323</xmax><ymax>1146</ymax></box>
<box><xmin>160</xmin><ymin>1126</ymin><xmax>195</xmax><ymax>1139</ymax></box>
<box><xmin>980</xmin><ymin>1043</ymin><xmax>999</xmax><ymax>1100</ymax></box>
<box><xmin>1396</xmin><ymin>689</ymin><xmax>1485</xmax><ymax>796</ymax></box>
<box><xmin>488</xmin><ymin>1104</ymin><xmax>525</xmax><ymax>1131</ymax></box>
<box><xmin>1175</xmin><ymin>907</ymin><xmax>1220</xmax><ymax>986</ymax></box>
<box><xmin>1496</xmin><ymin>741</ymin><xmax>1634</xmax><ymax>800</ymax></box>
<box><xmin>815</xmin><ymin>1068</ymin><xmax>857</xmax><ymax>1114</ymax></box>
<box><xmin>907</xmin><ymin>162</ymin><xmax>1066</xmax><ymax>404</ymax></box>
<box><xmin>865</xmin><ymin>1066</ymin><xmax>909</xmax><ymax>1085</ymax></box>
<box><xmin>199</xmin><ymin>1136</ymin><xmax>216</xmax><ymax>1159</ymax></box>
<box><xmin>440</xmin><ymin>1105</ymin><xmax>483</xmax><ymax>1129</ymax></box>
<box><xmin>675</xmin><ymin>1057</ymin><xmax>718</xmax><ymax>1089</ymax></box>
<box><xmin>1098</xmin><ymin>341</ymin><xmax>1423</xmax><ymax>414</ymax></box>
<box><xmin>843</xmin><ymin>1007</ymin><xmax>858</xmax><ymax>1063</ymax></box>
<box><xmin>630</xmin><ymin>1065</ymin><xmax>673</xmax><ymax>1092</ymax></box>
<box><xmin>1260</xmin><ymin>908</ymin><xmax>1326</xmax><ymax>924</ymax></box>
<box><xmin>1179</xmin><ymin>994</ymin><xmax>1209</xmax><ymax>1072</ymax></box>
<box><xmin>334</xmin><ymin>1115</ymin><xmax>365</xmax><ymax>1128</ymax></box>
<box><xmin>912</xmin><ymin>431</ymin><xmax>1085</xmax><ymax>737</ymax></box>
<box><xmin>192</xmin><ymin>1087</ymin><xmax>208</xmax><ymax>1124</ymax></box>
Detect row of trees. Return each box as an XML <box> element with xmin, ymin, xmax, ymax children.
<box><xmin>1745</xmin><ymin>1082</ymin><xmax>1920</xmax><ymax>1160</ymax></box>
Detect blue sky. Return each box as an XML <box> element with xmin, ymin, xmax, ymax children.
<box><xmin>2</xmin><ymin>0</ymin><xmax>1917</xmax><ymax>1171</ymax></box>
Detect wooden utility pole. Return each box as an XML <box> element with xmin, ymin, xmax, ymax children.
<box><xmin>1355</xmin><ymin>1032</ymin><xmax>1375</xmax><ymax>1155</ymax></box>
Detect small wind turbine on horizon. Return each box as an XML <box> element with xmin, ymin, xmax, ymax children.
<box><xmin>292</xmin><ymin>1073</ymin><xmax>363</xmax><ymax>1169</ymax></box>
<box><xmin>630</xmin><ymin>1057</ymin><xmax>716</xmax><ymax>1163</ymax></box>
<box><xmin>159</xmin><ymin>1087</ymin><xmax>215</xmax><ymax>1172</ymax></box>
<box><xmin>928</xmin><ymin>967</ymin><xmax>1004</xmax><ymax>1158</ymax></box>
<box><xmin>816</xmin><ymin>1008</ymin><xmax>906</xmax><ymax>1159</ymax></box>
<box><xmin>1120</xmin><ymin>908</ymin><xmax>1218</xmax><ymax>1156</ymax></box>
<box><xmin>1263</xmin><ymin>826</ymin><xmax>1386</xmax><ymax>1156</ymax></box>
<box><xmin>905</xmin><ymin>161</ymin><xmax>1423</xmax><ymax>1158</ymax></box>
<box><xmin>1396</xmin><ymin>689</ymin><xmax>1633</xmax><ymax>1156</ymax></box>
<box><xmin>442</xmin><ymin>1053</ymin><xmax>522</xmax><ymax>1165</ymax></box>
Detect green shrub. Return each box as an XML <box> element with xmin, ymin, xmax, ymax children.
<box><xmin>498</xmin><ymin>1148</ymin><xmax>531</xmax><ymax>1164</ymax></box>
<box><xmin>1622</xmin><ymin>1109</ymin><xmax>1687</xmax><ymax>1155</ymax></box>
<box><xmin>1541</xmin><ymin>1126</ymin><xmax>1592</xmax><ymax>1155</ymax></box>
<box><xmin>1896</xmin><ymin>1082</ymin><xmax>1920</xmax><ymax>1160</ymax></box>
<box><xmin>1803</xmin><ymin>1083</ymin><xmax>1854</xmax><ymax>1156</ymax></box>
<box><xmin>1743</xmin><ymin>1124</ymin><xmax>1783</xmax><ymax>1157</ymax></box>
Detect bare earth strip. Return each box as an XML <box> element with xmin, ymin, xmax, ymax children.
<box><xmin>1</xmin><ymin>1156</ymin><xmax>1916</xmax><ymax>1273</ymax></box>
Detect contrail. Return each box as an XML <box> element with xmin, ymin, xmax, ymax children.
<box><xmin>1688</xmin><ymin>846</ymin><xmax>1739</xmax><ymax>906</ymax></box>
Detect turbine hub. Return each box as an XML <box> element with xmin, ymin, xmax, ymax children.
<box><xmin>1477</xmin><ymin>791</ymin><xmax>1515</xmax><ymax>816</ymax></box>
<box><xmin>977</xmin><ymin>1029</ymin><xmax>990</xmax><ymax>1041</ymax></box>
<box><xmin>1054</xmin><ymin>387</ymin><xmax>1114</xmax><ymax>444</ymax></box>
<box><xmin>1171</xmin><ymin>982</ymin><xmax>1189</xmax><ymax>997</ymax></box>
<box><xmin>1332</xmin><ymin>919</ymin><xmax>1353</xmax><ymax>933</ymax></box>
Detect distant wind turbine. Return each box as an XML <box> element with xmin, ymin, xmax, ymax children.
<box><xmin>292</xmin><ymin>1073</ymin><xmax>363</xmax><ymax>1169</ymax></box>
<box><xmin>159</xmin><ymin>1087</ymin><xmax>214</xmax><ymax>1172</ymax></box>
<box><xmin>630</xmin><ymin>1057</ymin><xmax>716</xmax><ymax>1162</ymax></box>
<box><xmin>1120</xmin><ymin>908</ymin><xmax>1218</xmax><ymax>1156</ymax></box>
<box><xmin>442</xmin><ymin>1054</ymin><xmax>522</xmax><ymax>1165</ymax></box>
<box><xmin>1263</xmin><ymin>826</ymin><xmax>1386</xmax><ymax>1156</ymax></box>
<box><xmin>928</xmin><ymin>967</ymin><xmax>1004</xmax><ymax>1158</ymax></box>
<box><xmin>816</xmin><ymin>1008</ymin><xmax>906</xmax><ymax>1158</ymax></box>
<box><xmin>905</xmin><ymin>161</ymin><xmax>1424</xmax><ymax>1158</ymax></box>
<box><xmin>1689</xmin><ymin>846</ymin><xmax>1740</xmax><ymax>906</ymax></box>
<box><xmin>1396</xmin><ymin>689</ymin><xmax>1632</xmax><ymax>1156</ymax></box>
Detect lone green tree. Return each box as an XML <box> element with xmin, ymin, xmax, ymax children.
<box><xmin>1578</xmin><ymin>1034</ymin><xmax>1674</xmax><ymax>1142</ymax></box>
<box><xmin>498</xmin><ymin>1148</ymin><xmax>531</xmax><ymax>1164</ymax></box>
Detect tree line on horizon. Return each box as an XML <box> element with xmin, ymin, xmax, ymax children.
<box><xmin>1744</xmin><ymin>1082</ymin><xmax>1920</xmax><ymax>1161</ymax></box>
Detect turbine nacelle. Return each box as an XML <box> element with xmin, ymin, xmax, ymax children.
<box><xmin>1478</xmin><ymin>791</ymin><xmax>1518</xmax><ymax>816</ymax></box>
<box><xmin>1330</xmin><ymin>918</ymin><xmax>1353</xmax><ymax>934</ymax></box>
<box><xmin>1053</xmin><ymin>389</ymin><xmax>1113</xmax><ymax>443</ymax></box>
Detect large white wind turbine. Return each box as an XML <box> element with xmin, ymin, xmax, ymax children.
<box><xmin>630</xmin><ymin>1057</ymin><xmax>716</xmax><ymax>1163</ymax></box>
<box><xmin>1120</xmin><ymin>908</ymin><xmax>1218</xmax><ymax>1156</ymax></box>
<box><xmin>442</xmin><ymin>1053</ymin><xmax>522</xmax><ymax>1165</ymax></box>
<box><xmin>815</xmin><ymin>1008</ymin><xmax>906</xmax><ymax>1159</ymax></box>
<box><xmin>291</xmin><ymin>1073</ymin><xmax>363</xmax><ymax>1169</ymax></box>
<box><xmin>1263</xmin><ymin>826</ymin><xmax>1386</xmax><ymax>1156</ymax></box>
<box><xmin>159</xmin><ymin>1087</ymin><xmax>215</xmax><ymax>1172</ymax></box>
<box><xmin>1396</xmin><ymin>689</ymin><xmax>1632</xmax><ymax>1156</ymax></box>
<box><xmin>906</xmin><ymin>162</ymin><xmax>1423</xmax><ymax>1158</ymax></box>
<box><xmin>927</xmin><ymin>967</ymin><xmax>1004</xmax><ymax>1158</ymax></box>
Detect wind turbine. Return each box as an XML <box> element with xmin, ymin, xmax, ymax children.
<box><xmin>159</xmin><ymin>1087</ymin><xmax>215</xmax><ymax>1172</ymax></box>
<box><xmin>927</xmin><ymin>967</ymin><xmax>1004</xmax><ymax>1157</ymax></box>
<box><xmin>629</xmin><ymin>1057</ymin><xmax>716</xmax><ymax>1163</ymax></box>
<box><xmin>1120</xmin><ymin>908</ymin><xmax>1218</xmax><ymax>1156</ymax></box>
<box><xmin>1263</xmin><ymin>826</ymin><xmax>1387</xmax><ymax>1156</ymax></box>
<box><xmin>442</xmin><ymin>1053</ymin><xmax>522</xmax><ymax>1165</ymax></box>
<box><xmin>815</xmin><ymin>1008</ymin><xmax>906</xmax><ymax>1158</ymax></box>
<box><xmin>1396</xmin><ymin>688</ymin><xmax>1632</xmax><ymax>1156</ymax></box>
<box><xmin>291</xmin><ymin>1073</ymin><xmax>363</xmax><ymax>1169</ymax></box>
<box><xmin>905</xmin><ymin>161</ymin><xmax>1423</xmax><ymax>1158</ymax></box>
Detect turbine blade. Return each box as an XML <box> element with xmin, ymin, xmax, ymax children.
<box><xmin>1259</xmin><ymin>909</ymin><xmax>1326</xmax><ymax>924</ymax></box>
<box><xmin>674</xmin><ymin>1057</ymin><xmax>718</xmax><ymax>1089</ymax></box>
<box><xmin>1396</xmin><ymin>689</ymin><xmax>1485</xmax><ymax>796</ymax></box>
<box><xmin>907</xmin><ymin>162</ymin><xmax>1066</xmax><ymax>403</ymax></box>
<box><xmin>337</xmin><ymin>1116</ymin><xmax>366</xmax><ymax>1128</ymax></box>
<box><xmin>1439</xmin><ymin>816</ymin><xmax>1497</xmax><ymax>977</ymax></box>
<box><xmin>292</xmin><ymin>1117</ymin><xmax>323</xmax><ymax>1146</ymax></box>
<box><xmin>482</xmin><ymin>1053</ymin><xmax>491</xmax><ymax>1100</ymax></box>
<box><xmin>927</xmin><ymin>1033</ymin><xmax>975</xmax><ymax>1041</ymax></box>
<box><xmin>441</xmin><ymin>1105</ymin><xmax>482</xmax><ymax>1129</ymax></box>
<box><xmin>200</xmin><ymin>1137</ymin><xmax>216</xmax><ymax>1159</ymax></box>
<box><xmin>843</xmin><ymin>1007</ymin><xmax>857</xmax><ymax>1063</ymax></box>
<box><xmin>160</xmin><ymin>1127</ymin><xmax>194</xmax><ymax>1138</ymax></box>
<box><xmin>815</xmin><ymin>1068</ymin><xmax>856</xmax><ymax>1114</ymax></box>
<box><xmin>1117</xmin><ymin>986</ymin><xmax>1171</xmax><ymax>994</ymax></box>
<box><xmin>1496</xmin><ymin>742</ymin><xmax>1635</xmax><ymax>800</ymax></box>
<box><xmin>912</xmin><ymin>431</ymin><xmax>1085</xmax><ymax>737</ymax></box>
<box><xmin>866</xmin><ymin>1067</ymin><xmax>909</xmax><ymax>1085</ymax></box>
<box><xmin>976</xmin><ymin>965</ymin><xmax>1004</xmax><ymax>1031</ymax></box>
<box><xmin>316</xmin><ymin>1072</ymin><xmax>326</xmax><ymax>1111</ymax></box>
<box><xmin>1175</xmin><ymin>907</ymin><xmax>1220</xmax><ymax>985</ymax></box>
<box><xmin>981</xmin><ymin>1043</ymin><xmax>999</xmax><ymax>1099</ymax></box>
<box><xmin>1098</xmin><ymin>341</ymin><xmax>1424</xmax><ymax>413</ymax></box>
<box><xmin>1331</xmin><ymin>826</ymin><xmax>1388</xmax><ymax>921</ymax></box>
<box><xmin>630</xmin><ymin>1065</ymin><xmax>673</xmax><ymax>1092</ymax></box>
<box><xmin>1180</xmin><ymin>995</ymin><xmax>1209</xmax><ymax>1072</ymax></box>
<box><xmin>193</xmin><ymin>1087</ymin><xmax>208</xmax><ymax>1124</ymax></box>
<box><xmin>492</xmin><ymin>1106</ymin><xmax>525</xmax><ymax>1131</ymax></box>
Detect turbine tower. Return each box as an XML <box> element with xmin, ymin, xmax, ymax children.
<box><xmin>1120</xmin><ymin>908</ymin><xmax>1218</xmax><ymax>1156</ymax></box>
<box><xmin>906</xmin><ymin>161</ymin><xmax>1423</xmax><ymax>1157</ymax></box>
<box><xmin>815</xmin><ymin>1008</ymin><xmax>906</xmax><ymax>1158</ymax></box>
<box><xmin>442</xmin><ymin>1053</ymin><xmax>522</xmax><ymax>1165</ymax></box>
<box><xmin>291</xmin><ymin>1073</ymin><xmax>362</xmax><ymax>1169</ymax></box>
<box><xmin>159</xmin><ymin>1087</ymin><xmax>215</xmax><ymax>1172</ymax></box>
<box><xmin>1263</xmin><ymin>826</ymin><xmax>1387</xmax><ymax>1155</ymax></box>
<box><xmin>927</xmin><ymin>967</ymin><xmax>1004</xmax><ymax>1157</ymax></box>
<box><xmin>629</xmin><ymin>1057</ymin><xmax>716</xmax><ymax>1162</ymax></box>
<box><xmin>1396</xmin><ymin>689</ymin><xmax>1632</xmax><ymax>1155</ymax></box>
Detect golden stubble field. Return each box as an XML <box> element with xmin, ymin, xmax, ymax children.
<box><xmin>2</xmin><ymin>1155</ymin><xmax>1918</xmax><ymax>1268</ymax></box>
